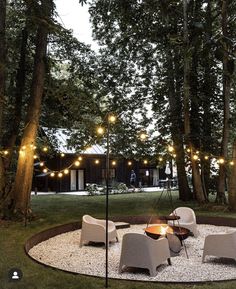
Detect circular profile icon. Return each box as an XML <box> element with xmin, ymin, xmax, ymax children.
<box><xmin>8</xmin><ymin>268</ymin><xmax>23</xmax><ymax>282</ymax></box>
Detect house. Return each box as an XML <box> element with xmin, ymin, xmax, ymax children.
<box><xmin>33</xmin><ymin>129</ymin><xmax>173</xmax><ymax>192</ymax></box>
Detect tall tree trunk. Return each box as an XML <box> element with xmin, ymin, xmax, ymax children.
<box><xmin>216</xmin><ymin>0</ymin><xmax>231</xmax><ymax>204</ymax></box>
<box><xmin>164</xmin><ymin>12</ymin><xmax>191</xmax><ymax>201</ymax></box>
<box><xmin>228</xmin><ymin>139</ymin><xmax>236</xmax><ymax>210</ymax></box>
<box><xmin>0</xmin><ymin>0</ymin><xmax>7</xmax><ymax>197</ymax></box>
<box><xmin>166</xmin><ymin>47</ymin><xmax>191</xmax><ymax>201</ymax></box>
<box><xmin>12</xmin><ymin>0</ymin><xmax>53</xmax><ymax>217</ymax></box>
<box><xmin>183</xmin><ymin>0</ymin><xmax>206</xmax><ymax>203</ymax></box>
<box><xmin>4</xmin><ymin>26</ymin><xmax>28</xmax><ymax>169</ymax></box>
<box><xmin>201</xmin><ymin>0</ymin><xmax>213</xmax><ymax>196</ymax></box>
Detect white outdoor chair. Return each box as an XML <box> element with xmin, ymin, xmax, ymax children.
<box><xmin>168</xmin><ymin>207</ymin><xmax>198</xmax><ymax>237</ymax></box>
<box><xmin>202</xmin><ymin>230</ymin><xmax>236</xmax><ymax>262</ymax></box>
<box><xmin>79</xmin><ymin>215</ymin><xmax>119</xmax><ymax>247</ymax></box>
<box><xmin>119</xmin><ymin>233</ymin><xmax>171</xmax><ymax>277</ymax></box>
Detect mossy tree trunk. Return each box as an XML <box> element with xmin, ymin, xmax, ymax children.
<box><xmin>12</xmin><ymin>0</ymin><xmax>53</xmax><ymax>218</ymax></box>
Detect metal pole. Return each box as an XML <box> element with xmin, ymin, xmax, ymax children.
<box><xmin>105</xmin><ymin>119</ymin><xmax>110</xmax><ymax>288</ymax></box>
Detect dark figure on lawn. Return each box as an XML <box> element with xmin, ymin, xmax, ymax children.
<box><xmin>130</xmin><ymin>170</ymin><xmax>136</xmax><ymax>190</ymax></box>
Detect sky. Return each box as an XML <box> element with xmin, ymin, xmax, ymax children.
<box><xmin>55</xmin><ymin>0</ymin><xmax>99</xmax><ymax>51</ymax></box>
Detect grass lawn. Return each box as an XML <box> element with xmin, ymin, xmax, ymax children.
<box><xmin>1</xmin><ymin>190</ymin><xmax>236</xmax><ymax>289</ymax></box>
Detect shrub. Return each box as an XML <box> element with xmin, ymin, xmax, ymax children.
<box><xmin>86</xmin><ymin>183</ymin><xmax>99</xmax><ymax>196</ymax></box>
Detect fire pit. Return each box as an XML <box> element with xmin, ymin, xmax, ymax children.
<box><xmin>145</xmin><ymin>224</ymin><xmax>190</xmax><ymax>241</ymax></box>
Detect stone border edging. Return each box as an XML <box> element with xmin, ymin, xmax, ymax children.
<box><xmin>24</xmin><ymin>215</ymin><xmax>236</xmax><ymax>284</ymax></box>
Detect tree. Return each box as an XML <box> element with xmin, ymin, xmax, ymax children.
<box><xmin>0</xmin><ymin>0</ymin><xmax>6</xmax><ymax>194</ymax></box>
<box><xmin>12</xmin><ymin>0</ymin><xmax>55</xmax><ymax>217</ymax></box>
<box><xmin>216</xmin><ymin>0</ymin><xmax>234</xmax><ymax>204</ymax></box>
<box><xmin>228</xmin><ymin>138</ymin><xmax>236</xmax><ymax>210</ymax></box>
<box><xmin>182</xmin><ymin>0</ymin><xmax>207</xmax><ymax>203</ymax></box>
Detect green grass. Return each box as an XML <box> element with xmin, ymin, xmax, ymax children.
<box><xmin>1</xmin><ymin>191</ymin><xmax>236</xmax><ymax>289</ymax></box>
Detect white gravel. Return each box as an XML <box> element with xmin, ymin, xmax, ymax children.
<box><xmin>29</xmin><ymin>224</ymin><xmax>236</xmax><ymax>282</ymax></box>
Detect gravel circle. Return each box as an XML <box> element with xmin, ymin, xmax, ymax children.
<box><xmin>28</xmin><ymin>224</ymin><xmax>236</xmax><ymax>282</ymax></box>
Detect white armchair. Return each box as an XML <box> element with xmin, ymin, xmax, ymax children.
<box><xmin>202</xmin><ymin>230</ymin><xmax>236</xmax><ymax>262</ymax></box>
<box><xmin>168</xmin><ymin>207</ymin><xmax>198</xmax><ymax>237</ymax></box>
<box><xmin>119</xmin><ymin>233</ymin><xmax>171</xmax><ymax>277</ymax></box>
<box><xmin>79</xmin><ymin>215</ymin><xmax>119</xmax><ymax>247</ymax></box>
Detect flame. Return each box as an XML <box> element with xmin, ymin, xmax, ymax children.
<box><xmin>160</xmin><ymin>225</ymin><xmax>169</xmax><ymax>235</ymax></box>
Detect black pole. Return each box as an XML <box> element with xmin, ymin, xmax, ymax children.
<box><xmin>105</xmin><ymin>119</ymin><xmax>110</xmax><ymax>288</ymax></box>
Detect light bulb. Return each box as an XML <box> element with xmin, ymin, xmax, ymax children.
<box><xmin>168</xmin><ymin>146</ymin><xmax>174</xmax><ymax>152</ymax></box>
<box><xmin>108</xmin><ymin>114</ymin><xmax>116</xmax><ymax>123</ymax></box>
<box><xmin>97</xmin><ymin>127</ymin><xmax>104</xmax><ymax>135</ymax></box>
<box><xmin>218</xmin><ymin>158</ymin><xmax>224</xmax><ymax>164</ymax></box>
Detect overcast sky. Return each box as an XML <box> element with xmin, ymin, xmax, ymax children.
<box><xmin>55</xmin><ymin>0</ymin><xmax>99</xmax><ymax>51</ymax></box>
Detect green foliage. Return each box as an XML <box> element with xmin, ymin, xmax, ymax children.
<box><xmin>86</xmin><ymin>183</ymin><xmax>104</xmax><ymax>195</ymax></box>
<box><xmin>111</xmin><ymin>182</ymin><xmax>128</xmax><ymax>194</ymax></box>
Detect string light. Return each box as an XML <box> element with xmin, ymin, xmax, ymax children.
<box><xmin>64</xmin><ymin>169</ymin><xmax>69</xmax><ymax>174</ymax></box>
<box><xmin>108</xmin><ymin>114</ymin><xmax>116</xmax><ymax>123</ymax></box>
<box><xmin>168</xmin><ymin>145</ymin><xmax>174</xmax><ymax>153</ymax></box>
<box><xmin>218</xmin><ymin>158</ymin><xmax>225</xmax><ymax>164</ymax></box>
<box><xmin>97</xmin><ymin>126</ymin><xmax>105</xmax><ymax>135</ymax></box>
<box><xmin>21</xmin><ymin>120</ymin><xmax>236</xmax><ymax>180</ymax></box>
<box><xmin>139</xmin><ymin>132</ymin><xmax>147</xmax><ymax>141</ymax></box>
<box><xmin>3</xmin><ymin>150</ymin><xmax>8</xmax><ymax>155</ymax></box>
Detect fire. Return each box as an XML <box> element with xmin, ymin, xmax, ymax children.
<box><xmin>160</xmin><ymin>225</ymin><xmax>169</xmax><ymax>235</ymax></box>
